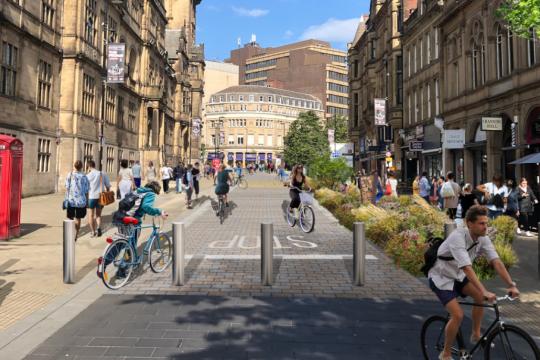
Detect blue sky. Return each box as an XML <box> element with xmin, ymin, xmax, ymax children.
<box><xmin>196</xmin><ymin>0</ymin><xmax>370</xmax><ymax>61</ymax></box>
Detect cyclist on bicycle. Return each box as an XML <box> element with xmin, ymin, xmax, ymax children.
<box><xmin>428</xmin><ymin>205</ymin><xmax>519</xmax><ymax>360</ymax></box>
<box><xmin>215</xmin><ymin>164</ymin><xmax>232</xmax><ymax>207</ymax></box>
<box><xmin>234</xmin><ymin>161</ymin><xmax>243</xmax><ymax>179</ymax></box>
<box><xmin>288</xmin><ymin>164</ymin><xmax>311</xmax><ymax>217</ymax></box>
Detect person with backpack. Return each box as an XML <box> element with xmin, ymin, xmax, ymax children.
<box><xmin>442</xmin><ymin>172</ymin><xmax>461</xmax><ymax>220</ymax></box>
<box><xmin>483</xmin><ymin>174</ymin><xmax>509</xmax><ymax>219</ymax></box>
<box><xmin>426</xmin><ymin>205</ymin><xmax>519</xmax><ymax>360</ymax></box>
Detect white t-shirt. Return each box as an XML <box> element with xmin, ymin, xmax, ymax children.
<box><xmin>388</xmin><ymin>178</ymin><xmax>398</xmax><ymax>196</ymax></box>
<box><xmin>428</xmin><ymin>227</ymin><xmax>499</xmax><ymax>290</ymax></box>
<box><xmin>484</xmin><ymin>182</ymin><xmax>509</xmax><ymax>211</ymax></box>
<box><xmin>160</xmin><ymin>166</ymin><xmax>172</xmax><ymax>180</ymax></box>
<box><xmin>86</xmin><ymin>169</ymin><xmax>111</xmax><ymax>200</ymax></box>
<box><xmin>118</xmin><ymin>168</ymin><xmax>133</xmax><ymax>182</ymax></box>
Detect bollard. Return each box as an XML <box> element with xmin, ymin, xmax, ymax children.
<box><xmin>444</xmin><ymin>222</ymin><xmax>457</xmax><ymax>239</ymax></box>
<box><xmin>63</xmin><ymin>219</ymin><xmax>76</xmax><ymax>284</ymax></box>
<box><xmin>172</xmin><ymin>222</ymin><xmax>185</xmax><ymax>286</ymax></box>
<box><xmin>261</xmin><ymin>222</ymin><xmax>273</xmax><ymax>286</ymax></box>
<box><xmin>353</xmin><ymin>222</ymin><xmax>366</xmax><ymax>286</ymax></box>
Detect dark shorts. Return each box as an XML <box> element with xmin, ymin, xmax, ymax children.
<box><xmin>67</xmin><ymin>206</ymin><xmax>87</xmax><ymax>219</ymax></box>
<box><xmin>215</xmin><ymin>184</ymin><xmax>229</xmax><ymax>196</ymax></box>
<box><xmin>87</xmin><ymin>199</ymin><xmax>102</xmax><ymax>209</ymax></box>
<box><xmin>134</xmin><ymin>177</ymin><xmax>141</xmax><ymax>188</ymax></box>
<box><xmin>429</xmin><ymin>277</ymin><xmax>470</xmax><ymax>306</ymax></box>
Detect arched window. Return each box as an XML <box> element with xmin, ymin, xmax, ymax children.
<box><xmin>507</xmin><ymin>30</ymin><xmax>514</xmax><ymax>73</ymax></box>
<box><xmin>527</xmin><ymin>28</ymin><xmax>537</xmax><ymax>67</ymax></box>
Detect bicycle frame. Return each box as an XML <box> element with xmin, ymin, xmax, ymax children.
<box><xmin>120</xmin><ymin>221</ymin><xmax>161</xmax><ymax>267</ymax></box>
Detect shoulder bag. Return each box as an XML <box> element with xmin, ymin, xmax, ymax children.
<box><xmin>98</xmin><ymin>172</ymin><xmax>115</xmax><ymax>206</ymax></box>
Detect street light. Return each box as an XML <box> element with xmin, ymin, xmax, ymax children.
<box><xmin>216</xmin><ymin>116</ymin><xmax>224</xmax><ymax>163</ymax></box>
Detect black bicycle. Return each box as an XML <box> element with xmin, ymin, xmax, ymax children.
<box><xmin>421</xmin><ymin>295</ymin><xmax>539</xmax><ymax>359</ymax></box>
<box><xmin>216</xmin><ymin>194</ymin><xmax>226</xmax><ymax>224</ymax></box>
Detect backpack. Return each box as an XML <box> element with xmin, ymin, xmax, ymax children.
<box><xmin>118</xmin><ymin>192</ymin><xmax>147</xmax><ymax>216</ymax></box>
<box><xmin>487</xmin><ymin>187</ymin><xmax>505</xmax><ymax>208</ymax></box>
<box><xmin>421</xmin><ymin>236</ymin><xmax>478</xmax><ymax>277</ymax></box>
<box><xmin>441</xmin><ymin>182</ymin><xmax>456</xmax><ymax>198</ymax></box>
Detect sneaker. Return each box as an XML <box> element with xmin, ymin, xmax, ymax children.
<box><xmin>97</xmin><ymin>228</ymin><xmax>102</xmax><ymax>237</ymax></box>
<box><xmin>516</xmin><ymin>228</ymin><xmax>522</xmax><ymax>234</ymax></box>
<box><xmin>525</xmin><ymin>231</ymin><xmax>533</xmax><ymax>237</ymax></box>
<box><xmin>438</xmin><ymin>352</ymin><xmax>454</xmax><ymax>360</ymax></box>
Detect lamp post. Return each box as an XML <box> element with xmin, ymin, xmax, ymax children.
<box><xmin>216</xmin><ymin>117</ymin><xmax>224</xmax><ymax>163</ymax></box>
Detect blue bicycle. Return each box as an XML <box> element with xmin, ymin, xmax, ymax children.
<box><xmin>97</xmin><ymin>216</ymin><xmax>172</xmax><ymax>290</ymax></box>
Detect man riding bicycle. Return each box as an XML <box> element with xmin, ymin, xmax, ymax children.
<box><xmin>428</xmin><ymin>205</ymin><xmax>519</xmax><ymax>360</ymax></box>
<box><xmin>215</xmin><ymin>164</ymin><xmax>233</xmax><ymax>208</ymax></box>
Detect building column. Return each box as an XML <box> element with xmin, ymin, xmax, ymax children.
<box><xmin>152</xmin><ymin>107</ymin><xmax>159</xmax><ymax>148</ymax></box>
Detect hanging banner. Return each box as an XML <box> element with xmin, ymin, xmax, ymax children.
<box><xmin>374</xmin><ymin>98</ymin><xmax>386</xmax><ymax>126</ymax></box>
<box><xmin>327</xmin><ymin>129</ymin><xmax>335</xmax><ymax>144</ymax></box>
<box><xmin>192</xmin><ymin>118</ymin><xmax>201</xmax><ymax>137</ymax></box>
<box><xmin>107</xmin><ymin>43</ymin><xmax>125</xmax><ymax>83</ymax></box>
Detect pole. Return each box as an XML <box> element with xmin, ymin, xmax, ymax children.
<box><xmin>353</xmin><ymin>222</ymin><xmax>366</xmax><ymax>286</ymax></box>
<box><xmin>261</xmin><ymin>222</ymin><xmax>273</xmax><ymax>286</ymax></box>
<box><xmin>99</xmin><ymin>17</ymin><xmax>109</xmax><ymax>171</ymax></box>
<box><xmin>444</xmin><ymin>222</ymin><xmax>457</xmax><ymax>239</ymax></box>
<box><xmin>63</xmin><ymin>219</ymin><xmax>76</xmax><ymax>284</ymax></box>
<box><xmin>172</xmin><ymin>222</ymin><xmax>185</xmax><ymax>286</ymax></box>
<box><xmin>538</xmin><ymin>222</ymin><xmax>540</xmax><ymax>279</ymax></box>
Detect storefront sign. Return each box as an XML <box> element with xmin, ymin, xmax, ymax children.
<box><xmin>246</xmin><ymin>153</ymin><xmax>256</xmax><ymax>161</ymax></box>
<box><xmin>107</xmin><ymin>43</ymin><xmax>125</xmax><ymax>83</ymax></box>
<box><xmin>374</xmin><ymin>98</ymin><xmax>386</xmax><ymax>126</ymax></box>
<box><xmin>236</xmin><ymin>152</ymin><xmax>243</xmax><ymax>161</ymax></box>
<box><xmin>443</xmin><ymin>129</ymin><xmax>466</xmax><ymax>149</ymax></box>
<box><xmin>227</xmin><ymin>153</ymin><xmax>234</xmax><ymax>161</ymax></box>
<box><xmin>258</xmin><ymin>153</ymin><xmax>266</xmax><ymax>161</ymax></box>
<box><xmin>409</xmin><ymin>141</ymin><xmax>423</xmax><ymax>151</ymax></box>
<box><xmin>481</xmin><ymin>117</ymin><xmax>503</xmax><ymax>131</ymax></box>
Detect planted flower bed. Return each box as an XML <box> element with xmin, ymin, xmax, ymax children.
<box><xmin>315</xmin><ymin>187</ymin><xmax>517</xmax><ymax>280</ymax></box>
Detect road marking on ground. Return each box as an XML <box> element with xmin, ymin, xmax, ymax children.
<box><xmin>184</xmin><ymin>254</ymin><xmax>378</xmax><ymax>260</ymax></box>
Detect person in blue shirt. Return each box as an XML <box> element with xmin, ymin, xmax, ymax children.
<box><xmin>65</xmin><ymin>160</ymin><xmax>90</xmax><ymax>240</ymax></box>
<box><xmin>132</xmin><ymin>181</ymin><xmax>167</xmax><ymax>222</ymax></box>
<box><xmin>234</xmin><ymin>161</ymin><xmax>243</xmax><ymax>178</ymax></box>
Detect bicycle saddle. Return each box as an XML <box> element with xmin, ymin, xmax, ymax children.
<box><xmin>122</xmin><ymin>216</ymin><xmax>139</xmax><ymax>225</ymax></box>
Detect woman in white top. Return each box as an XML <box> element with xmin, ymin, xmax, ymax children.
<box><xmin>388</xmin><ymin>171</ymin><xmax>398</xmax><ymax>197</ymax></box>
<box><xmin>117</xmin><ymin>159</ymin><xmax>135</xmax><ymax>200</ymax></box>
<box><xmin>145</xmin><ymin>161</ymin><xmax>157</xmax><ymax>182</ymax></box>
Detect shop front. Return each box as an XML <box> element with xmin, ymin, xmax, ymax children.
<box><xmin>421</xmin><ymin>124</ymin><xmax>442</xmax><ymax>179</ymax></box>
<box><xmin>235</xmin><ymin>152</ymin><xmax>243</xmax><ymax>166</ymax></box>
<box><xmin>444</xmin><ymin>129</ymin><xmax>466</xmax><ymax>185</ymax></box>
<box><xmin>227</xmin><ymin>152</ymin><xmax>234</xmax><ymax>166</ymax></box>
<box><xmin>465</xmin><ymin>124</ymin><xmax>487</xmax><ymax>186</ymax></box>
<box><xmin>246</xmin><ymin>153</ymin><xmax>257</xmax><ymax>166</ymax></box>
<box><xmin>258</xmin><ymin>153</ymin><xmax>266</xmax><ymax>165</ymax></box>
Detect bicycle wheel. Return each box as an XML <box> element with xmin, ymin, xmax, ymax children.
<box><xmin>299</xmin><ymin>206</ymin><xmax>315</xmax><ymax>233</ymax></box>
<box><xmin>219</xmin><ymin>198</ymin><xmax>225</xmax><ymax>224</ymax></box>
<box><xmin>484</xmin><ymin>324</ymin><xmax>540</xmax><ymax>359</ymax></box>
<box><xmin>421</xmin><ymin>315</ymin><xmax>448</xmax><ymax>360</ymax></box>
<box><xmin>101</xmin><ymin>239</ymin><xmax>134</xmax><ymax>290</ymax></box>
<box><xmin>238</xmin><ymin>177</ymin><xmax>248</xmax><ymax>189</ymax></box>
<box><xmin>286</xmin><ymin>205</ymin><xmax>296</xmax><ymax>227</ymax></box>
<box><xmin>149</xmin><ymin>232</ymin><xmax>172</xmax><ymax>273</ymax></box>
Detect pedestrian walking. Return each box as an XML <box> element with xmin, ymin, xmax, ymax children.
<box><xmin>117</xmin><ymin>159</ymin><xmax>135</xmax><ymax>200</ymax></box>
<box><xmin>160</xmin><ymin>163</ymin><xmax>172</xmax><ymax>193</ymax></box>
<box><xmin>64</xmin><ymin>160</ymin><xmax>89</xmax><ymax>240</ymax></box>
<box><xmin>459</xmin><ymin>183</ymin><xmax>478</xmax><ymax>220</ymax></box>
<box><xmin>132</xmin><ymin>160</ymin><xmax>142</xmax><ymax>188</ymax></box>
<box><xmin>183</xmin><ymin>164</ymin><xmax>194</xmax><ymax>209</ymax></box>
<box><xmin>173</xmin><ymin>162</ymin><xmax>185</xmax><ymax>193</ymax></box>
<box><xmin>419</xmin><ymin>171</ymin><xmax>431</xmax><ymax>203</ymax></box>
<box><xmin>437</xmin><ymin>176</ymin><xmax>445</xmax><ymax>210</ymax></box>
<box><xmin>412</xmin><ymin>175</ymin><xmax>420</xmax><ymax>196</ymax></box>
<box><xmin>86</xmin><ymin>160</ymin><xmax>111</xmax><ymax>237</ymax></box>
<box><xmin>371</xmin><ymin>170</ymin><xmax>383</xmax><ymax>205</ymax></box>
<box><xmin>387</xmin><ymin>171</ymin><xmax>398</xmax><ymax>197</ymax></box>
<box><xmin>484</xmin><ymin>174</ymin><xmax>509</xmax><ymax>219</ymax></box>
<box><xmin>517</xmin><ymin>177</ymin><xmax>538</xmax><ymax>236</ymax></box>
<box><xmin>192</xmin><ymin>162</ymin><xmax>201</xmax><ymax>199</ymax></box>
<box><xmin>504</xmin><ymin>179</ymin><xmax>520</xmax><ymax>221</ymax></box>
<box><xmin>442</xmin><ymin>172</ymin><xmax>461</xmax><ymax>220</ymax></box>
<box><xmin>145</xmin><ymin>161</ymin><xmax>157</xmax><ymax>182</ymax></box>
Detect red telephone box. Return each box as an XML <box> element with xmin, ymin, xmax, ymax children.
<box><xmin>0</xmin><ymin>135</ymin><xmax>23</xmax><ymax>240</ymax></box>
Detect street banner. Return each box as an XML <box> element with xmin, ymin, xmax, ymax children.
<box><xmin>107</xmin><ymin>43</ymin><xmax>125</xmax><ymax>83</ymax></box>
<box><xmin>374</xmin><ymin>98</ymin><xmax>386</xmax><ymax>126</ymax></box>
<box><xmin>327</xmin><ymin>129</ymin><xmax>335</xmax><ymax>144</ymax></box>
<box><xmin>192</xmin><ymin>118</ymin><xmax>201</xmax><ymax>137</ymax></box>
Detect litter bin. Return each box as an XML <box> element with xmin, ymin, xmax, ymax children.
<box><xmin>0</xmin><ymin>135</ymin><xmax>23</xmax><ymax>240</ymax></box>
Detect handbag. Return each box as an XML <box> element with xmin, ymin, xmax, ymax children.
<box><xmin>62</xmin><ymin>173</ymin><xmax>72</xmax><ymax>210</ymax></box>
<box><xmin>98</xmin><ymin>172</ymin><xmax>115</xmax><ymax>206</ymax></box>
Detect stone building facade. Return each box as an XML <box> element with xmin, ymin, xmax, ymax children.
<box><xmin>203</xmin><ymin>86</ymin><xmax>324</xmax><ymax>167</ymax></box>
<box><xmin>0</xmin><ymin>0</ymin><xmax>203</xmax><ymax>197</ymax></box>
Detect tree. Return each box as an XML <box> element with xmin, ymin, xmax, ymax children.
<box><xmin>497</xmin><ymin>0</ymin><xmax>540</xmax><ymax>38</ymax></box>
<box><xmin>309</xmin><ymin>157</ymin><xmax>354</xmax><ymax>190</ymax></box>
<box><xmin>284</xmin><ymin>111</ymin><xmax>330</xmax><ymax>170</ymax></box>
<box><xmin>324</xmin><ymin>115</ymin><xmax>349</xmax><ymax>143</ymax></box>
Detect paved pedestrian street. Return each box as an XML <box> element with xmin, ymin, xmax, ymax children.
<box><xmin>1</xmin><ymin>174</ymin><xmax>538</xmax><ymax>359</ymax></box>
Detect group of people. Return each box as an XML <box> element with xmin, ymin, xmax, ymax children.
<box><xmin>414</xmin><ymin>172</ymin><xmax>539</xmax><ymax>235</ymax></box>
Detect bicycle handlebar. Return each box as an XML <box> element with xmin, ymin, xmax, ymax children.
<box><xmin>495</xmin><ymin>294</ymin><xmax>517</xmax><ymax>302</ymax></box>
<box><xmin>289</xmin><ymin>185</ymin><xmax>312</xmax><ymax>193</ymax></box>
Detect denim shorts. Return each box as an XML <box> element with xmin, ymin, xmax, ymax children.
<box><xmin>429</xmin><ymin>277</ymin><xmax>470</xmax><ymax>306</ymax></box>
<box><xmin>87</xmin><ymin>198</ymin><xmax>102</xmax><ymax>209</ymax></box>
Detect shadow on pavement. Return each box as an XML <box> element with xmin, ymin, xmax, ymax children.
<box><xmin>19</xmin><ymin>223</ymin><xmax>48</xmax><ymax>236</ymax></box>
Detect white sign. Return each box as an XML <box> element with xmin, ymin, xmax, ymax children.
<box><xmin>192</xmin><ymin>118</ymin><xmax>201</xmax><ymax>136</ymax></box>
<box><xmin>327</xmin><ymin>129</ymin><xmax>335</xmax><ymax>144</ymax></box>
<box><xmin>481</xmin><ymin>117</ymin><xmax>503</xmax><ymax>131</ymax></box>
<box><xmin>374</xmin><ymin>98</ymin><xmax>386</xmax><ymax>126</ymax></box>
<box><xmin>443</xmin><ymin>129</ymin><xmax>466</xmax><ymax>149</ymax></box>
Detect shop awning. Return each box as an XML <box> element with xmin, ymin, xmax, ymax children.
<box><xmin>509</xmin><ymin>152</ymin><xmax>540</xmax><ymax>165</ymax></box>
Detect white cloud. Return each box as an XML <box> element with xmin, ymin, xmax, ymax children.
<box><xmin>300</xmin><ymin>18</ymin><xmax>360</xmax><ymax>43</ymax></box>
<box><xmin>284</xmin><ymin>30</ymin><xmax>294</xmax><ymax>39</ymax></box>
<box><xmin>205</xmin><ymin>4</ymin><xmax>220</xmax><ymax>12</ymax></box>
<box><xmin>232</xmin><ymin>6</ymin><xmax>269</xmax><ymax>17</ymax></box>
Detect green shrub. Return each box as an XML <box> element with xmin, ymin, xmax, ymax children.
<box><xmin>366</xmin><ymin>214</ymin><xmax>404</xmax><ymax>247</ymax></box>
<box><xmin>473</xmin><ymin>242</ymin><xmax>518</xmax><ymax>280</ymax></box>
<box><xmin>398</xmin><ymin>195</ymin><xmax>413</xmax><ymax>207</ymax></box>
<box><xmin>385</xmin><ymin>230</ymin><xmax>427</xmax><ymax>276</ymax></box>
<box><xmin>309</xmin><ymin>157</ymin><xmax>354</xmax><ymax>190</ymax></box>
<box><xmin>490</xmin><ymin>215</ymin><xmax>518</xmax><ymax>244</ymax></box>
<box><xmin>315</xmin><ymin>188</ymin><xmax>344</xmax><ymax>211</ymax></box>
<box><xmin>403</xmin><ymin>205</ymin><xmax>446</xmax><ymax>239</ymax></box>
<box><xmin>334</xmin><ymin>204</ymin><xmax>356</xmax><ymax>230</ymax></box>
